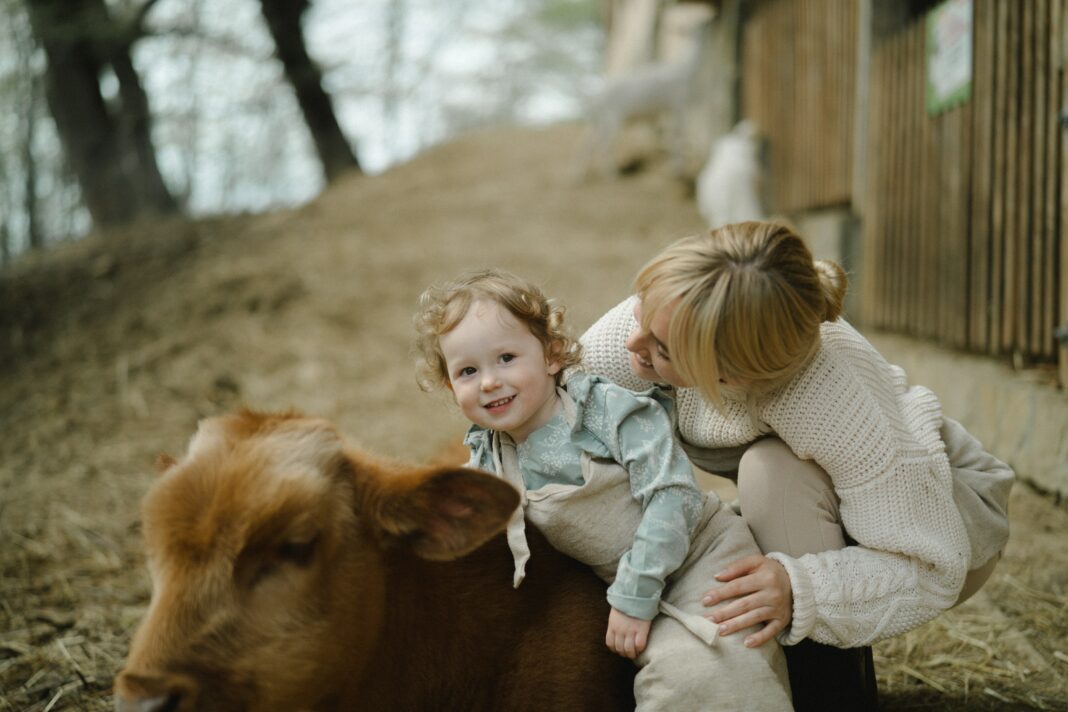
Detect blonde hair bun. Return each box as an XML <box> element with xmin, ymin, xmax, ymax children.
<box><xmin>814</xmin><ymin>259</ymin><xmax>847</xmax><ymax>322</ymax></box>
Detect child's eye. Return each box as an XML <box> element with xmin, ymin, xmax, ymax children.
<box><xmin>458</xmin><ymin>366</ymin><xmax>477</xmax><ymax>377</ymax></box>
<box><xmin>500</xmin><ymin>353</ymin><xmax>516</xmax><ymax>363</ymax></box>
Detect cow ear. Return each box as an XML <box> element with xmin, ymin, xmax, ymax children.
<box><xmin>373</xmin><ymin>468</ymin><xmax>519</xmax><ymax>561</ymax></box>
<box><xmin>154</xmin><ymin>453</ymin><xmax>177</xmax><ymax>474</ymax></box>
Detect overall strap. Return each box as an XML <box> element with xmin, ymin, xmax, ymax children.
<box><xmin>492</xmin><ymin>431</ymin><xmax>530</xmax><ymax>588</ymax></box>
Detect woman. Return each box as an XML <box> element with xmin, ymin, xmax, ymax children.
<box><xmin>579</xmin><ymin>222</ymin><xmax>1014</xmax><ymax>709</ymax></box>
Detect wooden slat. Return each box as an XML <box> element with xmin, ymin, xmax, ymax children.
<box><xmin>909</xmin><ymin>23</ymin><xmax>923</xmax><ymax>335</ymax></box>
<box><xmin>900</xmin><ymin>27</ymin><xmax>914</xmax><ymax>333</ymax></box>
<box><xmin>885</xmin><ymin>30</ymin><xmax>897</xmax><ymax>329</ymax></box>
<box><xmin>925</xmin><ymin>26</ymin><xmax>944</xmax><ymax>341</ymax></box>
<box><xmin>876</xmin><ymin>35</ymin><xmax>892</xmax><ymax>328</ymax></box>
<box><xmin>1002</xmin><ymin>0</ymin><xmax>1021</xmax><ymax>352</ymax></box>
<box><xmin>940</xmin><ymin>104</ymin><xmax>963</xmax><ymax>345</ymax></box>
<box><xmin>1048</xmin><ymin>0</ymin><xmax>1064</xmax><ymax>360</ymax></box>
<box><xmin>862</xmin><ymin>39</ymin><xmax>884</xmax><ymax>326</ymax></box>
<box><xmin>958</xmin><ymin>90</ymin><xmax>975</xmax><ymax>347</ymax></box>
<box><xmin>798</xmin><ymin>0</ymin><xmax>811</xmax><ymax>209</ymax></box>
<box><xmin>971</xmin><ymin>0</ymin><xmax>995</xmax><ymax>351</ymax></box>
<box><xmin>845</xmin><ymin>1</ymin><xmax>857</xmax><ymax>196</ymax></box>
<box><xmin>902</xmin><ymin>23</ymin><xmax>914</xmax><ymax>333</ymax></box>
<box><xmin>990</xmin><ymin>0</ymin><xmax>1008</xmax><ymax>353</ymax></box>
<box><xmin>890</xmin><ymin>31</ymin><xmax>906</xmax><ymax>331</ymax></box>
<box><xmin>1055</xmin><ymin>0</ymin><xmax>1063</xmax><ymax>384</ymax></box>
<box><xmin>923</xmin><ymin>22</ymin><xmax>940</xmax><ymax>340</ymax></box>
<box><xmin>778</xmin><ymin>1</ymin><xmax>796</xmax><ymax>211</ymax></box>
<box><xmin>1031</xmin><ymin>0</ymin><xmax>1049</xmax><ymax>356</ymax></box>
<box><xmin>1018</xmin><ymin>0</ymin><xmax>1035</xmax><ymax>354</ymax></box>
<box><xmin>888</xmin><ymin>31</ymin><xmax>904</xmax><ymax>330</ymax></box>
<box><xmin>876</xmin><ymin>32</ymin><xmax>892</xmax><ymax>329</ymax></box>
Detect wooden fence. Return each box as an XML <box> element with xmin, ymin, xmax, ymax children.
<box><xmin>741</xmin><ymin>0</ymin><xmax>859</xmax><ymax>213</ymax></box>
<box><xmin>861</xmin><ymin>0</ymin><xmax>1066</xmax><ymax>374</ymax></box>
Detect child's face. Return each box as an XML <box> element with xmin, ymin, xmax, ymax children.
<box><xmin>439</xmin><ymin>300</ymin><xmax>561</xmax><ymax>443</ymax></box>
<box><xmin>625</xmin><ymin>299</ymin><xmax>689</xmax><ymax>388</ymax></box>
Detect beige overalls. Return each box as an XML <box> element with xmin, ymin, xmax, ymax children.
<box><xmin>490</xmin><ymin>391</ymin><xmax>793</xmax><ymax>712</ymax></box>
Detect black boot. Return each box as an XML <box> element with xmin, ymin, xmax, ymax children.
<box><xmin>784</xmin><ymin>640</ymin><xmax>878</xmax><ymax>711</ymax></box>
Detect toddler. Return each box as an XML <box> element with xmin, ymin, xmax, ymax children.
<box><xmin>414</xmin><ymin>269</ymin><xmax>791</xmax><ymax>711</ymax></box>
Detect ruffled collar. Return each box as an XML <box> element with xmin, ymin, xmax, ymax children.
<box><xmin>463</xmin><ymin>370</ymin><xmax>680</xmax><ymax>449</ymax></box>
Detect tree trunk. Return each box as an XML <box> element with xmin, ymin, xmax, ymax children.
<box><xmin>110</xmin><ymin>40</ymin><xmax>179</xmax><ymax>215</ymax></box>
<box><xmin>23</xmin><ymin>81</ymin><xmax>41</xmax><ymax>250</ymax></box>
<box><xmin>259</xmin><ymin>0</ymin><xmax>361</xmax><ymax>181</ymax></box>
<box><xmin>24</xmin><ymin>0</ymin><xmax>176</xmax><ymax>226</ymax></box>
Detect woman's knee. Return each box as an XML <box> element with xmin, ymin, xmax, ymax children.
<box><xmin>737</xmin><ymin>438</ymin><xmax>846</xmax><ymax>557</ymax></box>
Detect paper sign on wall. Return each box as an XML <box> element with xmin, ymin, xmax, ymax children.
<box><xmin>927</xmin><ymin>0</ymin><xmax>973</xmax><ymax>115</ymax></box>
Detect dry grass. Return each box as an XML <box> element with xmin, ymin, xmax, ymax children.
<box><xmin>1</xmin><ymin>124</ymin><xmax>1066</xmax><ymax>711</ymax></box>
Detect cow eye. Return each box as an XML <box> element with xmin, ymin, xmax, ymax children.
<box><xmin>277</xmin><ymin>535</ymin><xmax>318</xmax><ymax>567</ymax></box>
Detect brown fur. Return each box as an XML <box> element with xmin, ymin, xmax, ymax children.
<box><xmin>114</xmin><ymin>410</ymin><xmax>635</xmax><ymax>711</ymax></box>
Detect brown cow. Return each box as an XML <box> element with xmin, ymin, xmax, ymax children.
<box><xmin>114</xmin><ymin>410</ymin><xmax>635</xmax><ymax>712</ymax></box>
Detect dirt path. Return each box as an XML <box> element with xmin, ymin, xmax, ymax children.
<box><xmin>2</xmin><ymin>124</ymin><xmax>1065</xmax><ymax>711</ymax></box>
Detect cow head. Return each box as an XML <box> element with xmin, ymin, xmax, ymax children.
<box><xmin>114</xmin><ymin>410</ymin><xmax>518</xmax><ymax>712</ymax></box>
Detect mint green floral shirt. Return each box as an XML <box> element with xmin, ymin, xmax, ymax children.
<box><xmin>464</xmin><ymin>372</ymin><xmax>705</xmax><ymax>620</ymax></box>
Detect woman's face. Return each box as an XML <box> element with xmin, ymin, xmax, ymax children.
<box><xmin>624</xmin><ymin>300</ymin><xmax>690</xmax><ymax>388</ymax></box>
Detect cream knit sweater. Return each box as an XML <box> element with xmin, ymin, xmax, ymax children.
<box><xmin>580</xmin><ymin>297</ymin><xmax>971</xmax><ymax>647</ymax></box>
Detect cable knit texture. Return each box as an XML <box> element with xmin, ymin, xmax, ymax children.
<box><xmin>580</xmin><ymin>297</ymin><xmax>972</xmax><ymax>647</ymax></box>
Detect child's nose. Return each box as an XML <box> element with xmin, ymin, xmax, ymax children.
<box><xmin>480</xmin><ymin>371</ymin><xmax>500</xmax><ymax>391</ymax></box>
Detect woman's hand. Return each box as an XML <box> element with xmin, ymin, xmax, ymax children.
<box><xmin>606</xmin><ymin>607</ymin><xmax>652</xmax><ymax>659</ymax></box>
<box><xmin>703</xmin><ymin>554</ymin><xmax>792</xmax><ymax>648</ymax></box>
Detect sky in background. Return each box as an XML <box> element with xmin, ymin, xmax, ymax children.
<box><xmin>0</xmin><ymin>0</ymin><xmax>603</xmax><ymax>255</ymax></box>
<box><xmin>138</xmin><ymin>0</ymin><xmax>602</xmax><ymax>215</ymax></box>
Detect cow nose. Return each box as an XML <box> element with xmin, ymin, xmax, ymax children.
<box><xmin>114</xmin><ymin>692</ymin><xmax>182</xmax><ymax>712</ymax></box>
<box><xmin>114</xmin><ymin>672</ymin><xmax>190</xmax><ymax>712</ymax></box>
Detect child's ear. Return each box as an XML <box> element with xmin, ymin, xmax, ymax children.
<box><xmin>546</xmin><ymin>341</ymin><xmax>565</xmax><ymax>375</ymax></box>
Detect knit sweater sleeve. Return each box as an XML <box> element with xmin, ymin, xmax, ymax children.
<box><xmin>760</xmin><ymin>334</ymin><xmax>970</xmax><ymax>647</ymax></box>
<box><xmin>579</xmin><ymin>296</ymin><xmax>654</xmax><ymax>392</ymax></box>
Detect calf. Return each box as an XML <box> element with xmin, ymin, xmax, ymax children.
<box><xmin>114</xmin><ymin>410</ymin><xmax>635</xmax><ymax>712</ymax></box>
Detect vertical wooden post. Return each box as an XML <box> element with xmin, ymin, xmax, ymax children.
<box><xmin>971</xmin><ymin>0</ymin><xmax>995</xmax><ymax>352</ymax></box>
<box><xmin>1044</xmin><ymin>0</ymin><xmax>1061</xmax><ymax>359</ymax></box>
<box><xmin>1055</xmin><ymin>0</ymin><xmax>1063</xmax><ymax>384</ymax></box>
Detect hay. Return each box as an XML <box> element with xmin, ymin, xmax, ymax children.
<box><xmin>2</xmin><ymin>125</ymin><xmax>1066</xmax><ymax>711</ymax></box>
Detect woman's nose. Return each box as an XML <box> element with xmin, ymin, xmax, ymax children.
<box><xmin>625</xmin><ymin>328</ymin><xmax>647</xmax><ymax>354</ymax></box>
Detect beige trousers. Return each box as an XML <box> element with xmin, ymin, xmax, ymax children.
<box><xmin>504</xmin><ymin>446</ymin><xmax>792</xmax><ymax>711</ymax></box>
<box><xmin>735</xmin><ymin>437</ymin><xmax>1000</xmax><ymax>608</ymax></box>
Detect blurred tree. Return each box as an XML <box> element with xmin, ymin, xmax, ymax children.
<box><xmin>259</xmin><ymin>0</ymin><xmax>361</xmax><ymax>181</ymax></box>
<box><xmin>24</xmin><ymin>0</ymin><xmax>177</xmax><ymax>226</ymax></box>
<box><xmin>0</xmin><ymin>0</ymin><xmax>42</xmax><ymax>258</ymax></box>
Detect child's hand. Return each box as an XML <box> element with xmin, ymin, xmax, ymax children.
<box><xmin>605</xmin><ymin>607</ymin><xmax>651</xmax><ymax>659</ymax></box>
<box><xmin>702</xmin><ymin>554</ymin><xmax>792</xmax><ymax>648</ymax></box>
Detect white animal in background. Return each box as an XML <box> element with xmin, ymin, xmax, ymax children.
<box><xmin>576</xmin><ymin>24</ymin><xmax>707</xmax><ymax>179</ymax></box>
<box><xmin>696</xmin><ymin>119</ymin><xmax>766</xmax><ymax>228</ymax></box>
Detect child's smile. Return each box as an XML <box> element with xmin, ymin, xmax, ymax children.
<box><xmin>484</xmin><ymin>394</ymin><xmax>516</xmax><ymax>412</ymax></box>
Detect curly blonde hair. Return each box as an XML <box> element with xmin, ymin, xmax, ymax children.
<box><xmin>413</xmin><ymin>269</ymin><xmax>583</xmax><ymax>392</ymax></box>
<box><xmin>635</xmin><ymin>221</ymin><xmax>847</xmax><ymax>406</ymax></box>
